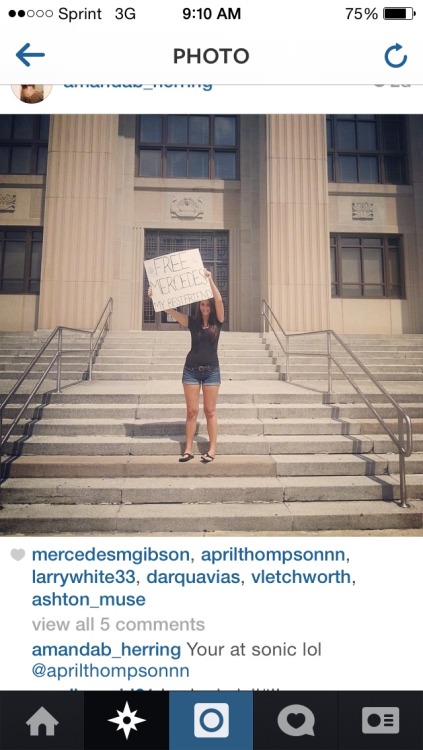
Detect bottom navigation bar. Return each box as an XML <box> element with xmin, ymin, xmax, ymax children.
<box><xmin>0</xmin><ymin>691</ymin><xmax>422</xmax><ymax>750</ymax></box>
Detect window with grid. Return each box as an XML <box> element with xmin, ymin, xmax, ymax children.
<box><xmin>327</xmin><ymin>115</ymin><xmax>408</xmax><ymax>184</ymax></box>
<box><xmin>0</xmin><ymin>228</ymin><xmax>43</xmax><ymax>293</ymax></box>
<box><xmin>0</xmin><ymin>115</ymin><xmax>49</xmax><ymax>175</ymax></box>
<box><xmin>137</xmin><ymin>115</ymin><xmax>238</xmax><ymax>179</ymax></box>
<box><xmin>330</xmin><ymin>234</ymin><xmax>404</xmax><ymax>298</ymax></box>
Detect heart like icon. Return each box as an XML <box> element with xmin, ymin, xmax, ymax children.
<box><xmin>11</xmin><ymin>548</ymin><xmax>25</xmax><ymax>561</ymax></box>
<box><xmin>287</xmin><ymin>712</ymin><xmax>306</xmax><ymax>729</ymax></box>
<box><xmin>278</xmin><ymin>704</ymin><xmax>315</xmax><ymax>737</ymax></box>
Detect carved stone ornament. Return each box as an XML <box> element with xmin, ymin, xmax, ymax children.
<box><xmin>352</xmin><ymin>201</ymin><xmax>374</xmax><ymax>220</ymax></box>
<box><xmin>170</xmin><ymin>195</ymin><xmax>204</xmax><ymax>219</ymax></box>
<box><xmin>0</xmin><ymin>193</ymin><xmax>17</xmax><ymax>213</ymax></box>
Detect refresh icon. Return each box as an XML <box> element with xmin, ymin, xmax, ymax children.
<box><xmin>385</xmin><ymin>43</ymin><xmax>408</xmax><ymax>67</ymax></box>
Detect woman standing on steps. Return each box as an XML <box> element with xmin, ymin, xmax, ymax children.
<box><xmin>148</xmin><ymin>270</ymin><xmax>224</xmax><ymax>463</ymax></box>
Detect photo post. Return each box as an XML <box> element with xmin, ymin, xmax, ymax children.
<box><xmin>0</xmin><ymin>2</ymin><xmax>422</xmax><ymax>747</ymax></box>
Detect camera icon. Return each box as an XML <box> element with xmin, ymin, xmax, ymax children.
<box><xmin>194</xmin><ymin>703</ymin><xmax>229</xmax><ymax>738</ymax></box>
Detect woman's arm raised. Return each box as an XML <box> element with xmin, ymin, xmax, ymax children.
<box><xmin>204</xmin><ymin>270</ymin><xmax>224</xmax><ymax>323</ymax></box>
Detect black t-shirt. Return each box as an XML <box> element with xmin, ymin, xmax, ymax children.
<box><xmin>184</xmin><ymin>316</ymin><xmax>223</xmax><ymax>368</ymax></box>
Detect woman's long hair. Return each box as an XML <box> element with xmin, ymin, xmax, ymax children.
<box><xmin>193</xmin><ymin>298</ymin><xmax>219</xmax><ymax>342</ymax></box>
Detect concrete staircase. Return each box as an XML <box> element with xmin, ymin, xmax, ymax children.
<box><xmin>1</xmin><ymin>330</ymin><xmax>422</xmax><ymax>534</ymax></box>
<box><xmin>92</xmin><ymin>331</ymin><xmax>281</xmax><ymax>381</ymax></box>
<box><xmin>264</xmin><ymin>332</ymin><xmax>423</xmax><ymax>382</ymax></box>
<box><xmin>0</xmin><ymin>331</ymin><xmax>93</xmax><ymax>381</ymax></box>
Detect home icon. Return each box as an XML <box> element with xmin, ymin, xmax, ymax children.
<box><xmin>26</xmin><ymin>706</ymin><xmax>59</xmax><ymax>736</ymax></box>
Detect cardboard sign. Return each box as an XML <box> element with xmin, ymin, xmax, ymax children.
<box><xmin>144</xmin><ymin>248</ymin><xmax>213</xmax><ymax>312</ymax></box>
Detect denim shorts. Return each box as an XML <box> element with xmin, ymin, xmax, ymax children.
<box><xmin>182</xmin><ymin>365</ymin><xmax>221</xmax><ymax>386</ymax></box>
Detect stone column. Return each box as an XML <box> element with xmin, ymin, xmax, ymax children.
<box><xmin>38</xmin><ymin>115</ymin><xmax>117</xmax><ymax>329</ymax></box>
<box><xmin>265</xmin><ymin>115</ymin><xmax>330</xmax><ymax>331</ymax></box>
<box><xmin>408</xmin><ymin>115</ymin><xmax>423</xmax><ymax>332</ymax></box>
<box><xmin>111</xmin><ymin>115</ymin><xmax>139</xmax><ymax>331</ymax></box>
<box><xmin>233</xmin><ymin>115</ymin><xmax>264</xmax><ymax>331</ymax></box>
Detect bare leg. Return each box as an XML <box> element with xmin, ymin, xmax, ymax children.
<box><xmin>183</xmin><ymin>384</ymin><xmax>200</xmax><ymax>454</ymax></box>
<box><xmin>202</xmin><ymin>385</ymin><xmax>220</xmax><ymax>457</ymax></box>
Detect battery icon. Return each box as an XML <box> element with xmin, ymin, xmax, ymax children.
<box><xmin>383</xmin><ymin>7</ymin><xmax>416</xmax><ymax>18</ymax></box>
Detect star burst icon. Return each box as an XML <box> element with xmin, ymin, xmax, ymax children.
<box><xmin>108</xmin><ymin>701</ymin><xmax>146</xmax><ymax>740</ymax></box>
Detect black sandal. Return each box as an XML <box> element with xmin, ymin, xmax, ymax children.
<box><xmin>201</xmin><ymin>452</ymin><xmax>215</xmax><ymax>463</ymax></box>
<box><xmin>179</xmin><ymin>452</ymin><xmax>194</xmax><ymax>462</ymax></box>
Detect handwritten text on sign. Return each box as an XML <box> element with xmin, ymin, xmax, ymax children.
<box><xmin>144</xmin><ymin>248</ymin><xmax>212</xmax><ymax>312</ymax></box>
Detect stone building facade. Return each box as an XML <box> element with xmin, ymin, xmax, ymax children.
<box><xmin>1</xmin><ymin>114</ymin><xmax>422</xmax><ymax>333</ymax></box>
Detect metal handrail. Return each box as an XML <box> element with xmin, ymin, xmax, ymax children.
<box><xmin>88</xmin><ymin>297</ymin><xmax>114</xmax><ymax>380</ymax></box>
<box><xmin>0</xmin><ymin>297</ymin><xmax>113</xmax><ymax>455</ymax></box>
<box><xmin>261</xmin><ymin>299</ymin><xmax>413</xmax><ymax>508</ymax></box>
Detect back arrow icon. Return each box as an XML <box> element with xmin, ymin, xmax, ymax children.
<box><xmin>16</xmin><ymin>43</ymin><xmax>46</xmax><ymax>67</ymax></box>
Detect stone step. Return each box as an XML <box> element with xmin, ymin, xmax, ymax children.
<box><xmin>276</xmin><ymin>339</ymin><xmax>423</xmax><ymax>347</ymax></box>
<box><xmin>283</xmin><ymin>363</ymin><xmax>423</xmax><ymax>373</ymax></box>
<box><xmin>5</xmin><ymin>453</ymin><xmax>423</xmax><ymax>479</ymax></box>
<box><xmin>371</xmin><ymin>434</ymin><xmax>423</xmax><ymax>452</ymax></box>
<box><xmin>268</xmin><ymin>341</ymin><xmax>423</xmax><ymax>348</ymax></box>
<box><xmin>6</xmin><ymin>416</ymin><xmax>362</xmax><ymax>438</ymax></box>
<box><xmin>5</xmin><ymin>435</ymin><xmax>420</xmax><ymax>461</ymax></box>
<box><xmin>1</xmin><ymin>499</ymin><xmax>422</xmax><ymax>533</ymax></box>
<box><xmin>4</xmin><ymin>455</ymin><xmax>277</xmax><ymax>478</ymax></box>
<box><xmin>91</xmin><ymin>371</ymin><xmax>282</xmax><ymax>381</ymax></box>
<box><xmin>0</xmin><ymin>351</ymin><xmax>88</xmax><ymax>360</ymax></box>
<box><xmin>1</xmin><ymin>363</ymin><xmax>89</xmax><ymax>373</ymax></box>
<box><xmin>2</xmin><ymin>474</ymin><xmax>423</xmax><ymax>505</ymax></box>
<box><xmin>47</xmin><ymin>391</ymin><xmax>423</xmax><ymax>405</ymax></box>
<box><xmin>105</xmin><ymin>333</ymin><xmax>263</xmax><ymax>339</ymax></box>
<box><xmin>0</xmin><ymin>333</ymin><xmax>34</xmax><ymax>338</ymax></box>
<box><xmin>3</xmin><ymin>433</ymin><xmax>384</xmax><ymax>456</ymax></box>
<box><xmin>96</xmin><ymin>352</ymin><xmax>274</xmax><ymax>361</ymax></box>
<box><xmin>101</xmin><ymin>344</ymin><xmax>265</xmax><ymax>351</ymax></box>
<box><xmin>5</xmin><ymin>414</ymin><xmax>421</xmax><ymax>447</ymax></box>
<box><xmin>92</xmin><ymin>363</ymin><xmax>279</xmax><ymax>372</ymax></box>
<box><xmin>275</xmin><ymin>354</ymin><xmax>423</xmax><ymax>364</ymax></box>
<box><xmin>0</xmin><ymin>365</ymin><xmax>278</xmax><ymax>377</ymax></box>
<box><xmin>275</xmin><ymin>351</ymin><xmax>423</xmax><ymax>357</ymax></box>
<box><xmin>6</xmin><ymin>401</ymin><xmax>420</xmax><ymax>421</ymax></box>
<box><xmin>97</xmin><ymin>358</ymin><xmax>274</xmax><ymax>367</ymax></box>
<box><xmin>95</xmin><ymin>350</ymin><xmax>423</xmax><ymax>362</ymax></box>
<box><xmin>96</xmin><ymin>350</ymin><xmax>269</xmax><ymax>358</ymax></box>
<box><xmin>0</xmin><ymin>369</ymin><xmax>282</xmax><ymax>381</ymax></box>
<box><xmin>296</xmin><ymin>384</ymin><xmax>423</xmax><ymax>401</ymax></box>
<box><xmin>284</xmin><ymin>371</ymin><xmax>423</xmax><ymax>381</ymax></box>
<box><xmin>0</xmin><ymin>353</ymin><xmax>90</xmax><ymax>361</ymax></box>
<box><xmin>352</xmin><ymin>417</ymin><xmax>423</xmax><ymax>434</ymax></box>
<box><xmin>327</xmin><ymin>403</ymin><xmax>423</xmax><ymax>418</ymax></box>
<box><xmin>100</xmin><ymin>343</ymin><xmax>268</xmax><ymax>350</ymax></box>
<box><xmin>274</xmin><ymin>453</ymin><xmax>423</xmax><ymax>476</ymax></box>
<box><xmin>0</xmin><ymin>342</ymin><xmax>91</xmax><ymax>350</ymax></box>
<box><xmin>1</xmin><ymin>390</ymin><xmax>328</xmax><ymax>405</ymax></box>
<box><xmin>0</xmin><ymin>371</ymin><xmax>87</xmax><ymax>380</ymax></box>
